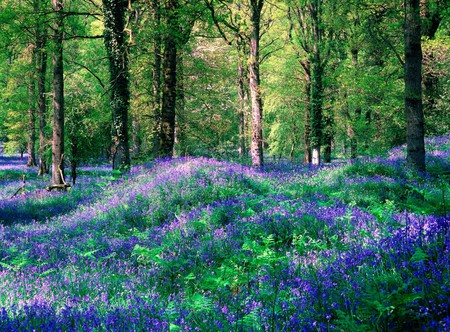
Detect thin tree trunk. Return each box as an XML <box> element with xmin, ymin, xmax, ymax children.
<box><xmin>310</xmin><ymin>0</ymin><xmax>323</xmax><ymax>166</ymax></box>
<box><xmin>249</xmin><ymin>0</ymin><xmax>264</xmax><ymax>167</ymax></box>
<box><xmin>302</xmin><ymin>60</ymin><xmax>312</xmax><ymax>163</ymax></box>
<box><xmin>103</xmin><ymin>0</ymin><xmax>131</xmax><ymax>170</ymax></box>
<box><xmin>310</xmin><ymin>61</ymin><xmax>323</xmax><ymax>165</ymax></box>
<box><xmin>350</xmin><ymin>48</ymin><xmax>359</xmax><ymax>159</ymax></box>
<box><xmin>404</xmin><ymin>0</ymin><xmax>425</xmax><ymax>172</ymax></box>
<box><xmin>27</xmin><ymin>71</ymin><xmax>36</xmax><ymax>167</ymax></box>
<box><xmin>37</xmin><ymin>25</ymin><xmax>48</xmax><ymax>175</ymax></box>
<box><xmin>237</xmin><ymin>47</ymin><xmax>248</xmax><ymax>159</ymax></box>
<box><xmin>51</xmin><ymin>0</ymin><xmax>65</xmax><ymax>186</ymax></box>
<box><xmin>160</xmin><ymin>0</ymin><xmax>178</xmax><ymax>157</ymax></box>
<box><xmin>174</xmin><ymin>54</ymin><xmax>186</xmax><ymax>157</ymax></box>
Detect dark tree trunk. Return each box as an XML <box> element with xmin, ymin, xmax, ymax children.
<box><xmin>160</xmin><ymin>0</ymin><xmax>178</xmax><ymax>158</ymax></box>
<box><xmin>404</xmin><ymin>0</ymin><xmax>425</xmax><ymax>172</ymax></box>
<box><xmin>103</xmin><ymin>0</ymin><xmax>131</xmax><ymax>170</ymax></box>
<box><xmin>51</xmin><ymin>0</ymin><xmax>65</xmax><ymax>186</ymax></box>
<box><xmin>249</xmin><ymin>0</ymin><xmax>264</xmax><ymax>167</ymax></box>
<box><xmin>151</xmin><ymin>0</ymin><xmax>162</xmax><ymax>157</ymax></box>
<box><xmin>323</xmin><ymin>113</ymin><xmax>333</xmax><ymax>163</ymax></box>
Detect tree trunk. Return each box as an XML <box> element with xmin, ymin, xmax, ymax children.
<box><xmin>323</xmin><ymin>113</ymin><xmax>333</xmax><ymax>163</ymax></box>
<box><xmin>302</xmin><ymin>60</ymin><xmax>312</xmax><ymax>163</ymax></box>
<box><xmin>103</xmin><ymin>0</ymin><xmax>131</xmax><ymax>170</ymax></box>
<box><xmin>160</xmin><ymin>0</ymin><xmax>178</xmax><ymax>158</ymax></box>
<box><xmin>310</xmin><ymin>60</ymin><xmax>323</xmax><ymax>165</ymax></box>
<box><xmin>27</xmin><ymin>73</ymin><xmax>36</xmax><ymax>167</ymax></box>
<box><xmin>37</xmin><ymin>24</ymin><xmax>49</xmax><ymax>175</ymax></box>
<box><xmin>174</xmin><ymin>54</ymin><xmax>186</xmax><ymax>157</ymax></box>
<box><xmin>404</xmin><ymin>0</ymin><xmax>425</xmax><ymax>172</ymax></box>
<box><xmin>51</xmin><ymin>0</ymin><xmax>65</xmax><ymax>186</ymax></box>
<box><xmin>237</xmin><ymin>47</ymin><xmax>248</xmax><ymax>159</ymax></box>
<box><xmin>249</xmin><ymin>0</ymin><xmax>264</xmax><ymax>167</ymax></box>
<box><xmin>151</xmin><ymin>0</ymin><xmax>162</xmax><ymax>157</ymax></box>
<box><xmin>310</xmin><ymin>0</ymin><xmax>324</xmax><ymax>166</ymax></box>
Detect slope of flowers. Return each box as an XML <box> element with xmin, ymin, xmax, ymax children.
<box><xmin>0</xmin><ymin>136</ymin><xmax>449</xmax><ymax>331</ymax></box>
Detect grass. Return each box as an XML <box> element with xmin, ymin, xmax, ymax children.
<box><xmin>0</xmin><ymin>135</ymin><xmax>449</xmax><ymax>331</ymax></box>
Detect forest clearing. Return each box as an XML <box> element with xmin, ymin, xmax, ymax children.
<box><xmin>0</xmin><ymin>136</ymin><xmax>449</xmax><ymax>331</ymax></box>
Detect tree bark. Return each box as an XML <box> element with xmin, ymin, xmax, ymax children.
<box><xmin>103</xmin><ymin>0</ymin><xmax>131</xmax><ymax>170</ymax></box>
<box><xmin>302</xmin><ymin>59</ymin><xmax>312</xmax><ymax>163</ymax></box>
<box><xmin>37</xmin><ymin>24</ymin><xmax>49</xmax><ymax>175</ymax></box>
<box><xmin>51</xmin><ymin>0</ymin><xmax>65</xmax><ymax>186</ymax></box>
<box><xmin>151</xmin><ymin>0</ymin><xmax>163</xmax><ymax>157</ymax></box>
<box><xmin>249</xmin><ymin>0</ymin><xmax>264</xmax><ymax>167</ymax></box>
<box><xmin>309</xmin><ymin>0</ymin><xmax>324</xmax><ymax>166</ymax></box>
<box><xmin>404</xmin><ymin>0</ymin><xmax>425</xmax><ymax>172</ymax></box>
<box><xmin>27</xmin><ymin>72</ymin><xmax>37</xmax><ymax>167</ymax></box>
<box><xmin>160</xmin><ymin>0</ymin><xmax>178</xmax><ymax>158</ymax></box>
<box><xmin>237</xmin><ymin>46</ymin><xmax>248</xmax><ymax>159</ymax></box>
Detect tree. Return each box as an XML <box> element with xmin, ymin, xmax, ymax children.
<box><xmin>51</xmin><ymin>0</ymin><xmax>66</xmax><ymax>186</ymax></box>
<box><xmin>103</xmin><ymin>0</ymin><xmax>131</xmax><ymax>170</ymax></box>
<box><xmin>159</xmin><ymin>0</ymin><xmax>179</xmax><ymax>157</ymax></box>
<box><xmin>404</xmin><ymin>0</ymin><xmax>425</xmax><ymax>172</ymax></box>
<box><xmin>205</xmin><ymin>0</ymin><xmax>251</xmax><ymax>159</ymax></box>
<box><xmin>248</xmin><ymin>0</ymin><xmax>264</xmax><ymax>166</ymax></box>
<box><xmin>288</xmin><ymin>0</ymin><xmax>335</xmax><ymax>165</ymax></box>
<box><xmin>35</xmin><ymin>0</ymin><xmax>50</xmax><ymax>176</ymax></box>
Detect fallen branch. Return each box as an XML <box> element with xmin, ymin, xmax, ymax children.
<box><xmin>46</xmin><ymin>184</ymin><xmax>72</xmax><ymax>191</ymax></box>
<box><xmin>10</xmin><ymin>175</ymin><xmax>26</xmax><ymax>198</ymax></box>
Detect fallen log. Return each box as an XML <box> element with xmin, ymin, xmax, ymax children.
<box><xmin>46</xmin><ymin>184</ymin><xmax>72</xmax><ymax>191</ymax></box>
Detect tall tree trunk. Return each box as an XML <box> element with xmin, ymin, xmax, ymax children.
<box><xmin>103</xmin><ymin>0</ymin><xmax>131</xmax><ymax>170</ymax></box>
<box><xmin>151</xmin><ymin>0</ymin><xmax>162</xmax><ymax>157</ymax></box>
<box><xmin>404</xmin><ymin>0</ymin><xmax>425</xmax><ymax>172</ymax></box>
<box><xmin>37</xmin><ymin>25</ymin><xmax>49</xmax><ymax>175</ymax></box>
<box><xmin>249</xmin><ymin>0</ymin><xmax>264</xmax><ymax>167</ymax></box>
<box><xmin>302</xmin><ymin>59</ymin><xmax>312</xmax><ymax>163</ymax></box>
<box><xmin>310</xmin><ymin>61</ymin><xmax>323</xmax><ymax>165</ymax></box>
<box><xmin>350</xmin><ymin>48</ymin><xmax>359</xmax><ymax>159</ymax></box>
<box><xmin>237</xmin><ymin>46</ymin><xmax>248</xmax><ymax>159</ymax></box>
<box><xmin>160</xmin><ymin>0</ymin><xmax>178</xmax><ymax>158</ymax></box>
<box><xmin>27</xmin><ymin>71</ymin><xmax>37</xmax><ymax>167</ymax></box>
<box><xmin>310</xmin><ymin>1</ymin><xmax>323</xmax><ymax>166</ymax></box>
<box><xmin>174</xmin><ymin>54</ymin><xmax>186</xmax><ymax>157</ymax></box>
<box><xmin>51</xmin><ymin>0</ymin><xmax>65</xmax><ymax>186</ymax></box>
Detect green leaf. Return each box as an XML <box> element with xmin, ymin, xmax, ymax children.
<box><xmin>410</xmin><ymin>247</ymin><xmax>428</xmax><ymax>264</ymax></box>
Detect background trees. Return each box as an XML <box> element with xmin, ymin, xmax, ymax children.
<box><xmin>0</xmin><ymin>0</ymin><xmax>448</xmax><ymax>175</ymax></box>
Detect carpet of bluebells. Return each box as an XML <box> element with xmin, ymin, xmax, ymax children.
<box><xmin>0</xmin><ymin>136</ymin><xmax>449</xmax><ymax>331</ymax></box>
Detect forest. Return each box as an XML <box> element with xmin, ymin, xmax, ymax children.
<box><xmin>0</xmin><ymin>0</ymin><xmax>449</xmax><ymax>331</ymax></box>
